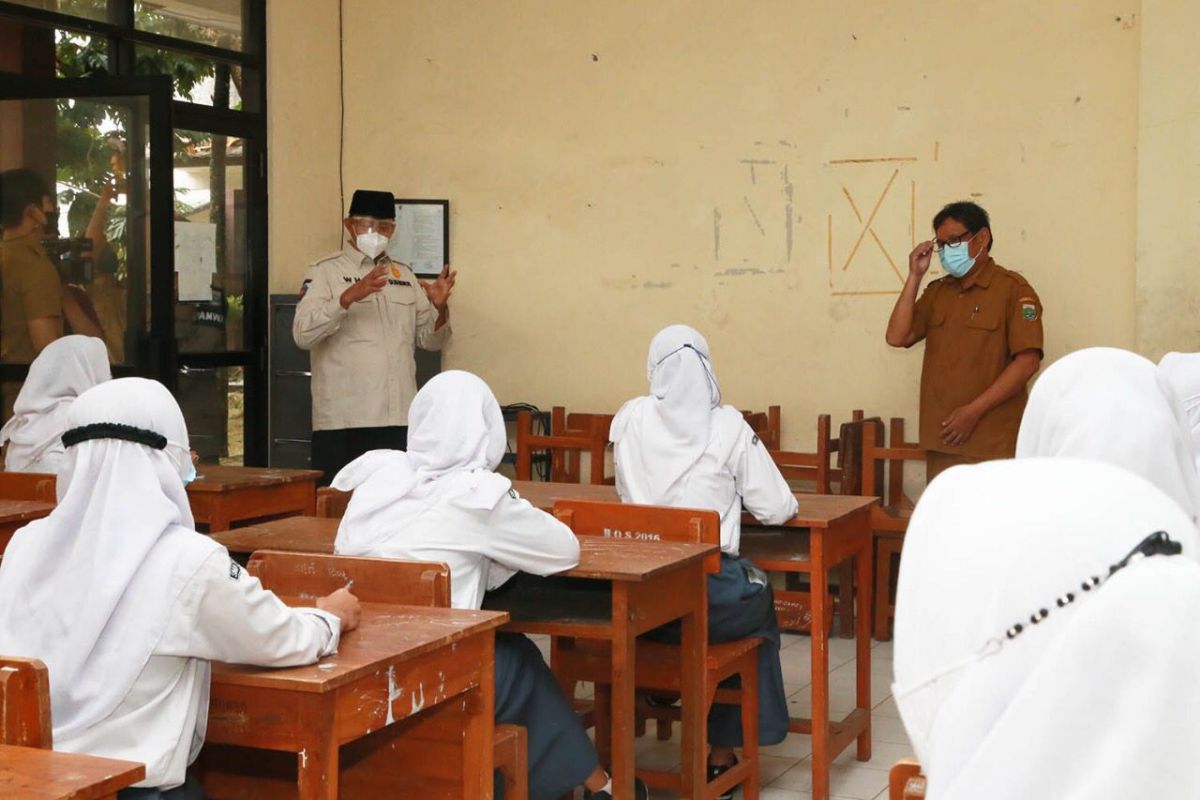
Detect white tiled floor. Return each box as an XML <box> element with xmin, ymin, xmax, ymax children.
<box><xmin>536</xmin><ymin>633</ymin><xmax>914</xmax><ymax>800</ymax></box>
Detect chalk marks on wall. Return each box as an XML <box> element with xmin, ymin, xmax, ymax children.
<box><xmin>827</xmin><ymin>152</ymin><xmax>928</xmax><ymax>298</ymax></box>
<box><xmin>712</xmin><ymin>157</ymin><xmax>796</xmax><ymax>271</ymax></box>
<box><xmin>710</xmin><ymin>144</ymin><xmax>935</xmax><ymax>297</ymax></box>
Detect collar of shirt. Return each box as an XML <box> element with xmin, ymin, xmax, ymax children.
<box><xmin>952</xmin><ymin>253</ymin><xmax>996</xmax><ymax>292</ymax></box>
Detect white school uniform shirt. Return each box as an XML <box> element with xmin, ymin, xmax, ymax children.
<box><xmin>293</xmin><ymin>245</ymin><xmax>451</xmax><ymax>431</ymax></box>
<box><xmin>332</xmin><ymin>371</ymin><xmax>581</xmax><ymax>610</ymax></box>
<box><xmin>346</xmin><ymin>489</ymin><xmax>581</xmax><ymax>610</ymax></box>
<box><xmin>611</xmin><ymin>324</ymin><xmax>797</xmax><ymax>556</ymax></box>
<box><xmin>0</xmin><ymin>377</ymin><xmax>340</xmax><ymax>791</ymax></box>
<box><xmin>613</xmin><ymin>404</ymin><xmax>798</xmax><ymax>556</ymax></box>
<box><xmin>60</xmin><ymin>551</ymin><xmax>340</xmax><ymax>788</ymax></box>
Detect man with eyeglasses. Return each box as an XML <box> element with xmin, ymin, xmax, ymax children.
<box><xmin>294</xmin><ymin>189</ymin><xmax>456</xmax><ymax>483</ymax></box>
<box><xmin>885</xmin><ymin>201</ymin><xmax>1043</xmax><ymax>481</ymax></box>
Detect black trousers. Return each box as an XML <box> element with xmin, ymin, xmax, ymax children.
<box><xmin>311</xmin><ymin>425</ymin><xmax>408</xmax><ymax>485</ymax></box>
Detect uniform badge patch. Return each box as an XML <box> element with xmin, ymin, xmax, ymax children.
<box><xmin>229</xmin><ymin>561</ymin><xmax>242</xmax><ymax>580</ymax></box>
<box><xmin>1021</xmin><ymin>302</ymin><xmax>1037</xmax><ymax>321</ymax></box>
<box><xmin>390</xmin><ymin>264</ymin><xmax>403</xmax><ymax>279</ymax></box>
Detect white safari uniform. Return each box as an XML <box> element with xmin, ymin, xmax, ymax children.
<box><xmin>293</xmin><ymin>245</ymin><xmax>451</xmax><ymax>431</ymax></box>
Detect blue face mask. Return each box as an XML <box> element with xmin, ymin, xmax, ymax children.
<box><xmin>937</xmin><ymin>233</ymin><xmax>978</xmax><ymax>278</ymax></box>
<box><xmin>182</xmin><ymin>461</ymin><xmax>197</xmax><ymax>486</ymax></box>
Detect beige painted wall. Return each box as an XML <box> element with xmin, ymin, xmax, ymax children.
<box><xmin>266</xmin><ymin>0</ymin><xmax>342</xmax><ymax>295</ymax></box>
<box><xmin>1136</xmin><ymin>0</ymin><xmax>1200</xmax><ymax>359</ymax></box>
<box><xmin>271</xmin><ymin>0</ymin><xmax>1156</xmax><ymax>450</ymax></box>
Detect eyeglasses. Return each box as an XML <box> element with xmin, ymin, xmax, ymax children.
<box><xmin>348</xmin><ymin>216</ymin><xmax>396</xmax><ymax>236</ymax></box>
<box><xmin>932</xmin><ymin>230</ymin><xmax>978</xmax><ymax>252</ymax></box>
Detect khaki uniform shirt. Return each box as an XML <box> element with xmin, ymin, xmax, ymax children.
<box><xmin>1</xmin><ymin>233</ymin><xmax>63</xmax><ymax>364</ymax></box>
<box><xmin>910</xmin><ymin>255</ymin><xmax>1044</xmax><ymax>460</ymax></box>
<box><xmin>293</xmin><ymin>245</ymin><xmax>450</xmax><ymax>431</ymax></box>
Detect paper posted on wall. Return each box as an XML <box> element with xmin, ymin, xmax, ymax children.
<box><xmin>175</xmin><ymin>222</ymin><xmax>217</xmax><ymax>302</ymax></box>
<box><xmin>387</xmin><ymin>202</ymin><xmax>446</xmax><ymax>278</ymax></box>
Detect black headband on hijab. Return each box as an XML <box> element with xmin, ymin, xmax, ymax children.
<box><xmin>62</xmin><ymin>422</ymin><xmax>167</xmax><ymax>451</ymax></box>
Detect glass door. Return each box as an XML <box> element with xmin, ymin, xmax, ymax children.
<box><xmin>0</xmin><ymin>74</ymin><xmax>174</xmax><ymax>412</ymax></box>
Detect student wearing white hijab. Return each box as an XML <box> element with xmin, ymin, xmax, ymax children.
<box><xmin>333</xmin><ymin>370</ymin><xmax>639</xmax><ymax>800</ymax></box>
<box><xmin>892</xmin><ymin>458</ymin><xmax>1200</xmax><ymax>800</ymax></box>
<box><xmin>1158</xmin><ymin>351</ymin><xmax>1200</xmax><ymax>472</ymax></box>
<box><xmin>610</xmin><ymin>324</ymin><xmax>798</xmax><ymax>791</ymax></box>
<box><xmin>0</xmin><ymin>334</ymin><xmax>110</xmax><ymax>473</ymax></box>
<box><xmin>1015</xmin><ymin>346</ymin><xmax>1200</xmax><ymax>521</ymax></box>
<box><xmin>0</xmin><ymin>378</ymin><xmax>360</xmax><ymax>799</ymax></box>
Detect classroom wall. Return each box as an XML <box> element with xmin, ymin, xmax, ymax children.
<box><xmin>270</xmin><ymin>0</ymin><xmax>1156</xmax><ymax>450</ymax></box>
<box><xmin>1136</xmin><ymin>0</ymin><xmax>1200</xmax><ymax>360</ymax></box>
<box><xmin>266</xmin><ymin>0</ymin><xmax>342</xmax><ymax>296</ymax></box>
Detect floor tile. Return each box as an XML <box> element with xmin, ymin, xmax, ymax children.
<box><xmin>769</xmin><ymin>760</ymin><xmax>891</xmax><ymax>799</ymax></box>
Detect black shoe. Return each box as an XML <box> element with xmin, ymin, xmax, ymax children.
<box><xmin>645</xmin><ymin>692</ymin><xmax>680</xmax><ymax>709</ymax></box>
<box><xmin>707</xmin><ymin>756</ymin><xmax>739</xmax><ymax>800</ymax></box>
<box><xmin>585</xmin><ymin>777</ymin><xmax>650</xmax><ymax>800</ymax></box>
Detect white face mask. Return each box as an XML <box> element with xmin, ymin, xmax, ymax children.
<box><xmin>355</xmin><ymin>231</ymin><xmax>390</xmax><ymax>260</ymax></box>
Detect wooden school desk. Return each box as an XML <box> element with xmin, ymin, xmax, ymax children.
<box><xmin>0</xmin><ymin>472</ymin><xmax>56</xmax><ymax>503</ymax></box>
<box><xmin>211</xmin><ymin>515</ymin><xmax>338</xmax><ymax>560</ymax></box>
<box><xmin>484</xmin><ymin>537</ymin><xmax>714</xmax><ymax>800</ymax></box>
<box><xmin>201</xmin><ymin>603</ymin><xmax>508</xmax><ymax>800</ymax></box>
<box><xmin>0</xmin><ymin>500</ymin><xmax>54</xmax><ymax>556</ymax></box>
<box><xmin>186</xmin><ymin>465</ymin><xmax>322</xmax><ymax>532</ymax></box>
<box><xmin>510</xmin><ymin>480</ymin><xmax>878</xmax><ymax>800</ymax></box>
<box><xmin>0</xmin><ymin>743</ymin><xmax>144</xmax><ymax>799</ymax></box>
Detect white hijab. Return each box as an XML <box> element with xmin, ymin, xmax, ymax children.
<box><xmin>0</xmin><ymin>378</ymin><xmax>220</xmax><ymax>742</ymax></box>
<box><xmin>893</xmin><ymin>458</ymin><xmax>1200</xmax><ymax>800</ymax></box>
<box><xmin>333</xmin><ymin>370</ymin><xmax>512</xmax><ymax>555</ymax></box>
<box><xmin>610</xmin><ymin>324</ymin><xmax>731</xmax><ymax>500</ymax></box>
<box><xmin>1159</xmin><ymin>352</ymin><xmax>1200</xmax><ymax>471</ymax></box>
<box><xmin>1016</xmin><ymin>347</ymin><xmax>1200</xmax><ymax>521</ymax></box>
<box><xmin>0</xmin><ymin>335</ymin><xmax>111</xmax><ymax>473</ymax></box>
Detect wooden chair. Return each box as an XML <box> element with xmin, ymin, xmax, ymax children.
<box><xmin>862</xmin><ymin>418</ymin><xmax>926</xmax><ymax>641</ymax></box>
<box><xmin>515</xmin><ymin>410</ymin><xmax>608</xmax><ymax>485</ymax></box>
<box><xmin>889</xmin><ymin>759</ymin><xmax>926</xmax><ymax>799</ymax></box>
<box><xmin>0</xmin><ymin>472</ymin><xmax>56</xmax><ymax>503</ymax></box>
<box><xmin>316</xmin><ymin>486</ymin><xmax>351</xmax><ymax>519</ymax></box>
<box><xmin>247</xmin><ymin>550</ymin><xmax>452</xmax><ymax>607</ymax></box>
<box><xmin>550</xmin><ymin>499</ymin><xmax>760</xmax><ymax>800</ymax></box>
<box><xmin>554</xmin><ymin>408</ymin><xmax>616</xmax><ymax>485</ymax></box>
<box><xmin>0</xmin><ymin>656</ymin><xmax>51</xmax><ymax>749</ymax></box>
<box><xmin>245</xmin><ymin>551</ymin><xmax>527</xmax><ymax>799</ymax></box>
<box><xmin>766</xmin><ymin>411</ymin><xmax>865</xmax><ymax>638</ymax></box>
<box><xmin>741</xmin><ymin>406</ymin><xmax>781</xmax><ymax>450</ymax></box>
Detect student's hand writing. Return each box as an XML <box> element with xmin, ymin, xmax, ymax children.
<box><xmin>339</xmin><ymin>264</ymin><xmax>388</xmax><ymax>309</ymax></box>
<box><xmin>317</xmin><ymin>587</ymin><xmax>361</xmax><ymax>632</ymax></box>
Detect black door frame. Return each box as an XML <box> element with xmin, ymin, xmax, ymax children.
<box><xmin>0</xmin><ymin>73</ymin><xmax>176</xmax><ymax>379</ymax></box>
<box><xmin>0</xmin><ymin>1</ymin><xmax>269</xmax><ymax>464</ymax></box>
